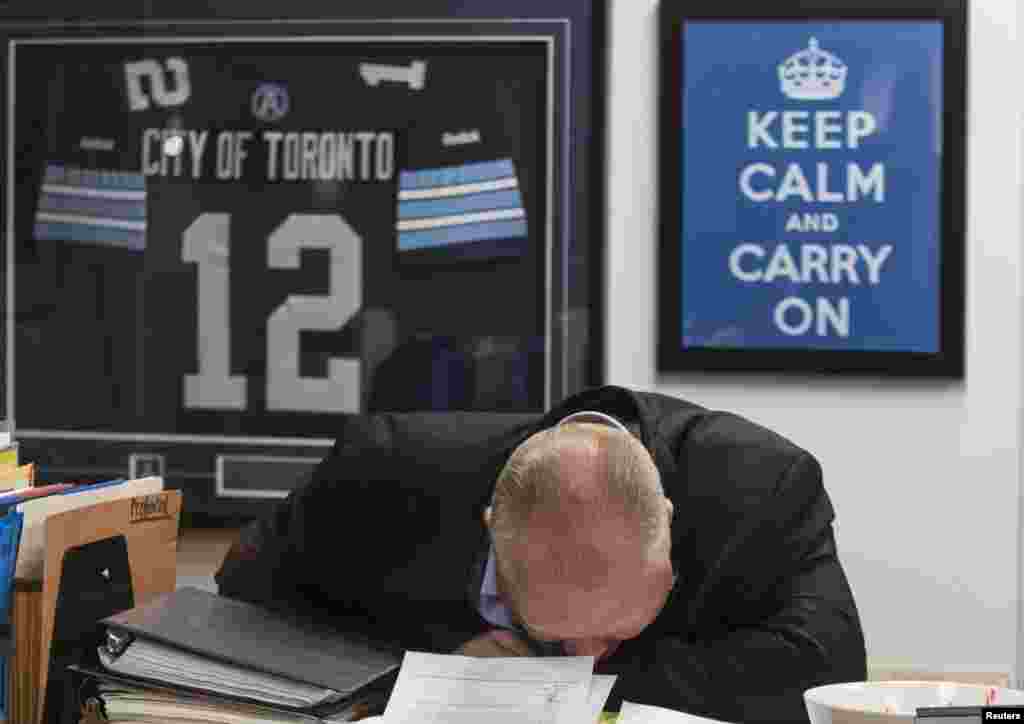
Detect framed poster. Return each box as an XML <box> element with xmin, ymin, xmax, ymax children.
<box><xmin>0</xmin><ymin>1</ymin><xmax>605</xmax><ymax>521</ymax></box>
<box><xmin>658</xmin><ymin>0</ymin><xmax>966</xmax><ymax>377</ymax></box>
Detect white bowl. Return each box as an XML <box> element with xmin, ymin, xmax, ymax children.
<box><xmin>804</xmin><ymin>680</ymin><xmax>1024</xmax><ymax>723</ymax></box>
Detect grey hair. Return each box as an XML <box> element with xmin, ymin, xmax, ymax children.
<box><xmin>489</xmin><ymin>422</ymin><xmax>668</xmax><ymax>560</ymax></box>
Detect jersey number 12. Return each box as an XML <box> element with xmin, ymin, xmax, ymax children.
<box><xmin>181</xmin><ymin>213</ymin><xmax>362</xmax><ymax>414</ymax></box>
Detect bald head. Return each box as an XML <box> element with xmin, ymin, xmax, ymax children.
<box><xmin>484</xmin><ymin>423</ymin><xmax>675</xmax><ymax>656</ymax></box>
<box><xmin>486</xmin><ymin>422</ymin><xmax>672</xmax><ymax>601</ymax></box>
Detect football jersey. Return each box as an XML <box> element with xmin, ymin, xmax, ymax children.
<box><xmin>13</xmin><ymin>39</ymin><xmax>548</xmax><ymax>440</ymax></box>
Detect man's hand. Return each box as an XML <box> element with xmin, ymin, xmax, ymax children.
<box><xmin>455</xmin><ymin>629</ymin><xmax>536</xmax><ymax>657</ymax></box>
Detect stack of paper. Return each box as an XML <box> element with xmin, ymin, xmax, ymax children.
<box><xmin>98</xmin><ymin>637</ymin><xmax>345</xmax><ymax>709</ymax></box>
<box><xmin>383</xmin><ymin>652</ymin><xmax>614</xmax><ymax>724</ymax></box>
<box><xmin>94</xmin><ymin>682</ymin><xmax>323</xmax><ymax>724</ymax></box>
<box><xmin>380</xmin><ymin>653</ymin><xmax>735</xmax><ymax>724</ymax></box>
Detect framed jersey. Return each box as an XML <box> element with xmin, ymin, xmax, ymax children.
<box><xmin>0</xmin><ymin>7</ymin><xmax>605</xmax><ymax>523</ymax></box>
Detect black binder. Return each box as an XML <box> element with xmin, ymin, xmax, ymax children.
<box><xmin>90</xmin><ymin>586</ymin><xmax>400</xmax><ymax>716</ymax></box>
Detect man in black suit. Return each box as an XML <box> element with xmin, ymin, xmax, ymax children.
<box><xmin>215</xmin><ymin>385</ymin><xmax>866</xmax><ymax>722</ymax></box>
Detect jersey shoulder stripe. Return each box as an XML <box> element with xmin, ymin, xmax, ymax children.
<box><xmin>396</xmin><ymin>159</ymin><xmax>525</xmax><ymax>250</ymax></box>
<box><xmin>33</xmin><ymin>163</ymin><xmax>147</xmax><ymax>251</ymax></box>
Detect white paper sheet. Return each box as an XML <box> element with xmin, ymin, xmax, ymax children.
<box><xmin>383</xmin><ymin>652</ymin><xmax>596</xmax><ymax>724</ymax></box>
<box><xmin>617</xmin><ymin>701</ymin><xmax>737</xmax><ymax>724</ymax></box>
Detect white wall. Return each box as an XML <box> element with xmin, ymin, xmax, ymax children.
<box><xmin>605</xmin><ymin>0</ymin><xmax>1024</xmax><ymax>679</ymax></box>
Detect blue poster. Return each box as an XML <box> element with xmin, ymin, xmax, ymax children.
<box><xmin>680</xmin><ymin>21</ymin><xmax>943</xmax><ymax>352</ymax></box>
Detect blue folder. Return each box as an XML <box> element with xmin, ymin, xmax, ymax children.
<box><xmin>0</xmin><ymin>510</ymin><xmax>25</xmax><ymax>717</ymax></box>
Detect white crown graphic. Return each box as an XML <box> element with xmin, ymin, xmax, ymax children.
<box><xmin>778</xmin><ymin>37</ymin><xmax>847</xmax><ymax>101</ymax></box>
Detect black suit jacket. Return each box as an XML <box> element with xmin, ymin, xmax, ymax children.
<box><xmin>215</xmin><ymin>385</ymin><xmax>866</xmax><ymax>723</ymax></box>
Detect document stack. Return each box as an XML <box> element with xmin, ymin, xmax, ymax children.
<box><xmin>379</xmin><ymin>652</ymin><xmax>733</xmax><ymax>724</ymax></box>
<box><xmin>383</xmin><ymin>650</ymin><xmax>614</xmax><ymax>724</ymax></box>
<box><xmin>72</xmin><ymin>587</ymin><xmax>402</xmax><ymax>724</ymax></box>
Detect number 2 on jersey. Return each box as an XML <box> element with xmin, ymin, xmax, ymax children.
<box><xmin>182</xmin><ymin>213</ymin><xmax>362</xmax><ymax>414</ymax></box>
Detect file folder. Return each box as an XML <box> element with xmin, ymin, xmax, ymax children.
<box><xmin>0</xmin><ymin>511</ymin><xmax>25</xmax><ymax>653</ymax></box>
<box><xmin>0</xmin><ymin>510</ymin><xmax>23</xmax><ymax>721</ymax></box>
<box><xmin>16</xmin><ymin>476</ymin><xmax>163</xmax><ymax>581</ymax></box>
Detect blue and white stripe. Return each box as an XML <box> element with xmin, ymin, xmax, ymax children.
<box><xmin>33</xmin><ymin>164</ymin><xmax>147</xmax><ymax>252</ymax></box>
<box><xmin>396</xmin><ymin>159</ymin><xmax>527</xmax><ymax>251</ymax></box>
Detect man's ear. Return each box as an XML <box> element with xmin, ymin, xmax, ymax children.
<box><xmin>483</xmin><ymin>505</ymin><xmax>493</xmax><ymax>528</ymax></box>
<box><xmin>663</xmin><ymin>498</ymin><xmax>674</xmax><ymax>520</ymax></box>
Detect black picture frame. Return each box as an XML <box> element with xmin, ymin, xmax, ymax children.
<box><xmin>0</xmin><ymin>1</ymin><xmax>606</xmax><ymax>523</ymax></box>
<box><xmin>658</xmin><ymin>0</ymin><xmax>966</xmax><ymax>377</ymax></box>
